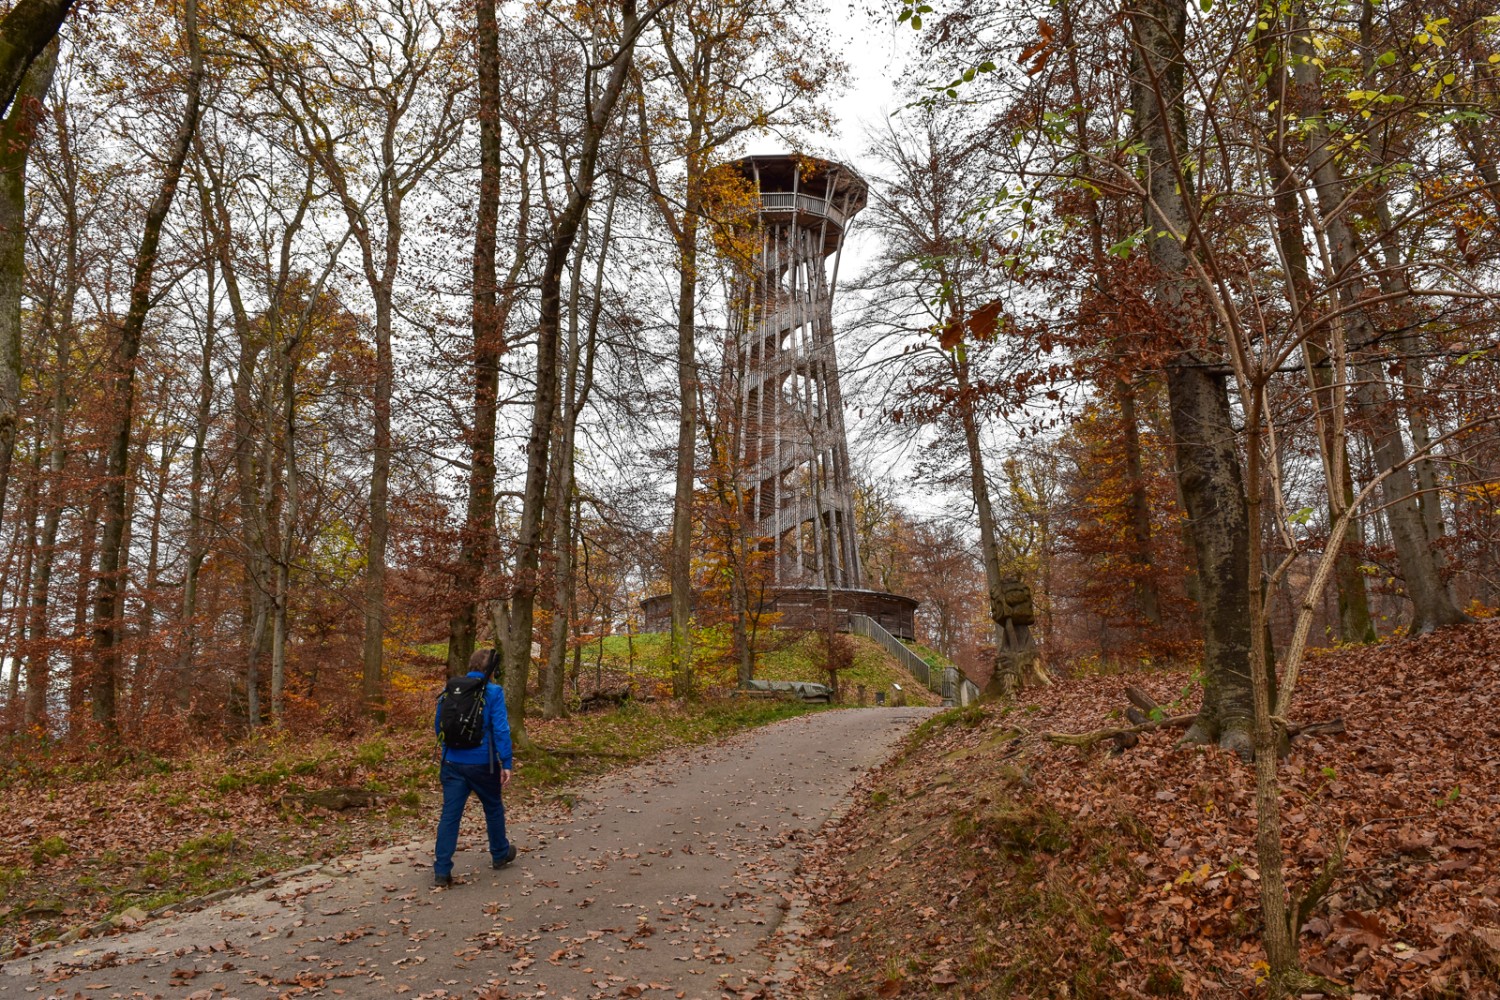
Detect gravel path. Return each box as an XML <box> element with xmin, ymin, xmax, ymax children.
<box><xmin>1</xmin><ymin>706</ymin><xmax>933</xmax><ymax>999</ymax></box>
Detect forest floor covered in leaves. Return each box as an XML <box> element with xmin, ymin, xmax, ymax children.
<box><xmin>776</xmin><ymin>620</ymin><xmax>1500</xmax><ymax>1000</ymax></box>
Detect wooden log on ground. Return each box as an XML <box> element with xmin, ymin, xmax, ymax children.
<box><xmin>1042</xmin><ymin>713</ymin><xmax>1197</xmax><ymax>748</ymax></box>
<box><xmin>578</xmin><ymin>687</ymin><xmax>631</xmax><ymax>712</ymax></box>
<box><xmin>1288</xmin><ymin>718</ymin><xmax>1345</xmax><ymax>739</ymax></box>
<box><xmin>1125</xmin><ymin>685</ymin><xmax>1160</xmax><ymax>714</ymax></box>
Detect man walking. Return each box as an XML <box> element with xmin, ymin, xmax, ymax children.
<box><xmin>433</xmin><ymin>648</ymin><xmax>516</xmax><ymax>887</ymax></box>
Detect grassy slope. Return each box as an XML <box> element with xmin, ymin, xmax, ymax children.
<box><xmin>584</xmin><ymin>627</ymin><xmax>941</xmax><ymax>706</ymax></box>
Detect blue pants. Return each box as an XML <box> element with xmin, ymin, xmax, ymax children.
<box><xmin>433</xmin><ymin>760</ymin><xmax>510</xmax><ymax>877</ymax></box>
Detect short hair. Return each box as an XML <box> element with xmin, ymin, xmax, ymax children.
<box><xmin>469</xmin><ymin>648</ymin><xmax>497</xmax><ymax>673</ymax></box>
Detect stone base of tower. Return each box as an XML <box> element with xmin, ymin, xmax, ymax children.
<box><xmin>640</xmin><ymin>588</ymin><xmax>918</xmax><ymax>641</ymax></box>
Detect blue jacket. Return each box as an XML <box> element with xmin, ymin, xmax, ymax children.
<box><xmin>436</xmin><ymin>672</ymin><xmax>514</xmax><ymax>769</ymax></box>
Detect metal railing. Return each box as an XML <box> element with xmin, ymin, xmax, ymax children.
<box><xmin>849</xmin><ymin>613</ymin><xmax>981</xmax><ymax>707</ymax></box>
<box><xmin>759</xmin><ymin>191</ymin><xmax>847</xmax><ymax>228</ymax></box>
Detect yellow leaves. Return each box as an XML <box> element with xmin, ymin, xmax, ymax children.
<box><xmin>1416</xmin><ymin>17</ymin><xmax>1450</xmax><ymax>48</ymax></box>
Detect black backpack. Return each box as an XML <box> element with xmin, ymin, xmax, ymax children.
<box><xmin>438</xmin><ymin>650</ymin><xmax>499</xmax><ymax>751</ymax></box>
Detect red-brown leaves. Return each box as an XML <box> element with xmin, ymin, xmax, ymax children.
<box><xmin>782</xmin><ymin>620</ymin><xmax>1500</xmax><ymax>998</ymax></box>
<box><xmin>1018</xmin><ymin>19</ymin><xmax>1056</xmax><ymax>77</ymax></box>
<box><xmin>937</xmin><ymin>299</ymin><xmax>1006</xmax><ymax>350</ymax></box>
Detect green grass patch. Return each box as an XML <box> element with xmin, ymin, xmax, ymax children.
<box><xmin>354</xmin><ymin>738</ymin><xmax>389</xmax><ymax>768</ymax></box>
<box><xmin>30</xmin><ymin>836</ymin><xmax>68</xmax><ymax>865</ymax></box>
<box><xmin>525</xmin><ymin>697</ymin><xmax>820</xmax><ymax>782</ymax></box>
<box><xmin>907</xmin><ymin>701</ymin><xmax>986</xmax><ymax>749</ymax></box>
<box><xmin>583</xmin><ymin>627</ymin><xmax>937</xmax><ymax>703</ymax></box>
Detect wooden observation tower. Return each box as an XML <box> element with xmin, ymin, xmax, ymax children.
<box><xmin>644</xmin><ymin>154</ymin><xmax>918</xmax><ymax>640</ymax></box>
<box><xmin>726</xmin><ymin>154</ymin><xmax>868</xmax><ymax>589</ymax></box>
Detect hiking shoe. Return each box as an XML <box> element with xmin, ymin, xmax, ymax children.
<box><xmin>433</xmin><ymin>874</ymin><xmax>453</xmax><ymax>888</ymax></box>
<box><xmin>491</xmin><ymin>845</ymin><xmax>518</xmax><ymax>870</ymax></box>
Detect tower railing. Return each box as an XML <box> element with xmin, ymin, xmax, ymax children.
<box><xmin>758</xmin><ymin>191</ymin><xmax>847</xmax><ymax>228</ymax></box>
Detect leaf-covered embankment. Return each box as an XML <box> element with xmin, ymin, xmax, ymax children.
<box><xmin>779</xmin><ymin>620</ymin><xmax>1500</xmax><ymax>999</ymax></box>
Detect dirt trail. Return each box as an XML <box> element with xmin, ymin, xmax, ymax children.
<box><xmin>2</xmin><ymin>706</ymin><xmax>933</xmax><ymax>999</ymax></box>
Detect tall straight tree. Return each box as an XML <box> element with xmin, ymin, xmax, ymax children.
<box><xmin>499</xmin><ymin>0</ymin><xmax>666</xmax><ymax>745</ymax></box>
<box><xmin>0</xmin><ymin>38</ymin><xmax>56</xmax><ymax>544</ymax></box>
<box><xmin>90</xmin><ymin>0</ymin><xmax>203</xmax><ymax>730</ymax></box>
<box><xmin>243</xmin><ymin>0</ymin><xmax>465</xmax><ymax>716</ymax></box>
<box><xmin>446</xmin><ymin>0</ymin><xmax>505</xmax><ymax>679</ymax></box>
<box><xmin>1126</xmin><ymin>0</ymin><xmax>1255</xmax><ymax>755</ymax></box>
<box><xmin>448</xmin><ymin>0</ymin><xmax>538</xmax><ymax>680</ymax></box>
<box><xmin>1286</xmin><ymin>2</ymin><xmax>1468</xmax><ymax>634</ymax></box>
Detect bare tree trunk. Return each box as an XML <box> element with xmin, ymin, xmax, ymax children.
<box><xmin>69</xmin><ymin>453</ymin><xmax>100</xmax><ymax>728</ymax></box>
<box><xmin>1260</xmin><ymin>61</ymin><xmax>1375</xmax><ymax>645</ymax></box>
<box><xmin>196</xmin><ymin>134</ymin><xmax>275</xmax><ymax>727</ymax></box>
<box><xmin>6</xmin><ymin>455</ymin><xmax>39</xmax><ymax>730</ymax></box>
<box><xmin>447</xmin><ymin>0</ymin><xmax>504</xmax><ymax>678</ymax></box>
<box><xmin>23</xmin><ymin>81</ymin><xmax>80</xmax><ymax>732</ymax></box>
<box><xmin>0</xmin><ymin>39</ymin><xmax>55</xmax><ymax>547</ymax></box>
<box><xmin>507</xmin><ymin>0</ymin><xmax>651</xmax><ymax>745</ymax></box>
<box><xmin>1243</xmin><ymin>389</ymin><xmax>1298</xmax><ymax>989</ymax></box>
<box><xmin>360</xmin><ymin>289</ymin><xmax>392</xmax><ymax>717</ymax></box>
<box><xmin>1289</xmin><ymin>6</ymin><xmax>1466</xmax><ymax>633</ymax></box>
<box><xmin>1127</xmin><ymin>0</ymin><xmax>1253</xmax><ymax>756</ymax></box>
<box><xmin>669</xmin><ymin>198</ymin><xmax>701</xmax><ymax>700</ymax></box>
<box><xmin>541</xmin><ymin>190</ymin><xmax>612</xmax><ymax>718</ymax></box>
<box><xmin>132</xmin><ymin>434</ymin><xmax>175</xmax><ymax>715</ymax></box>
<box><xmin>953</xmin><ymin>348</ymin><xmax>1017</xmax><ymax>692</ymax></box>
<box><xmin>0</xmin><ymin>0</ymin><xmax>70</xmax><ymax>119</ymax></box>
<box><xmin>174</xmin><ymin>223</ymin><xmax>216</xmax><ymax>706</ymax></box>
<box><xmin>1116</xmin><ymin>379</ymin><xmax>1161</xmax><ymax>626</ymax></box>
<box><xmin>90</xmin><ymin>0</ymin><xmax>202</xmax><ymax>732</ymax></box>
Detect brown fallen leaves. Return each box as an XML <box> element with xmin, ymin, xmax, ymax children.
<box><xmin>779</xmin><ymin>620</ymin><xmax>1500</xmax><ymax>999</ymax></box>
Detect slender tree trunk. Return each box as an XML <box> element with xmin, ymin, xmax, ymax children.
<box><xmin>447</xmin><ymin>0</ymin><xmax>504</xmax><ymax>678</ymax></box>
<box><xmin>1261</xmin><ymin>66</ymin><xmax>1375</xmax><ymax>644</ymax></box>
<box><xmin>542</xmin><ymin>191</ymin><xmax>611</xmax><ymax>718</ymax></box>
<box><xmin>6</xmin><ymin>457</ymin><xmax>39</xmax><ymax>729</ymax></box>
<box><xmin>90</xmin><ymin>0</ymin><xmax>202</xmax><ymax>732</ymax></box>
<box><xmin>953</xmin><ymin>348</ymin><xmax>1016</xmax><ymax>693</ymax></box>
<box><xmin>1358</xmin><ymin>1</ymin><xmax>1447</xmax><ymax>554</ymax></box>
<box><xmin>1243</xmin><ymin>387</ymin><xmax>1298</xmax><ymax>990</ymax></box>
<box><xmin>133</xmin><ymin>434</ymin><xmax>173</xmax><ymax>716</ymax></box>
<box><xmin>25</xmin><ymin>82</ymin><xmax>79</xmax><ymax>732</ymax></box>
<box><xmin>270</xmin><ymin>332</ymin><xmax>298</xmax><ymax>722</ymax></box>
<box><xmin>507</xmin><ymin>1</ymin><xmax>648</xmax><ymax>744</ymax></box>
<box><xmin>1127</xmin><ymin>0</ymin><xmax>1253</xmax><ymax>756</ymax></box>
<box><xmin>1289</xmin><ymin>6</ymin><xmax>1467</xmax><ymax>633</ymax></box>
<box><xmin>174</xmin><ymin>242</ymin><xmax>216</xmax><ymax>706</ymax></box>
<box><xmin>361</xmin><ymin>287</ymin><xmax>393</xmax><ymax>717</ymax></box>
<box><xmin>69</xmin><ymin>453</ymin><xmax>100</xmax><ymax>727</ymax></box>
<box><xmin>669</xmin><ymin>183</ymin><xmax>701</xmax><ymax>700</ymax></box>
<box><xmin>0</xmin><ymin>39</ymin><xmax>55</xmax><ymax>545</ymax></box>
<box><xmin>1116</xmin><ymin>379</ymin><xmax>1161</xmax><ymax>626</ymax></box>
<box><xmin>25</xmin><ymin>405</ymin><xmax>64</xmax><ymax>729</ymax></box>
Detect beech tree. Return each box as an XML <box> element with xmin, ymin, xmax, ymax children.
<box><xmin>90</xmin><ymin>0</ymin><xmax>202</xmax><ymax>731</ymax></box>
<box><xmin>236</xmin><ymin>0</ymin><xmax>466</xmax><ymax>718</ymax></box>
